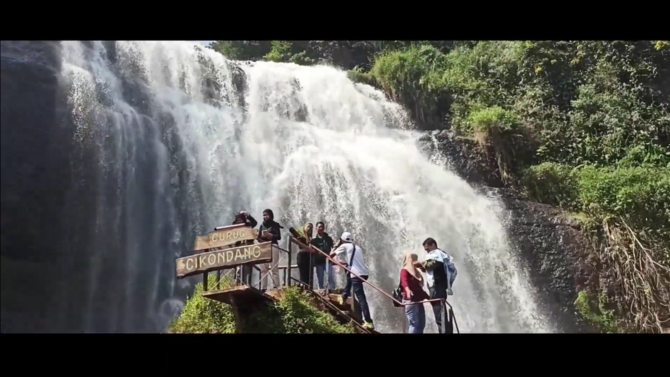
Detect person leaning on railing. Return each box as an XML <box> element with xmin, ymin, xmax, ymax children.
<box><xmin>294</xmin><ymin>223</ymin><xmax>314</xmax><ymax>287</ymax></box>
<box><xmin>414</xmin><ymin>237</ymin><xmax>457</xmax><ymax>334</ymax></box>
<box><xmin>310</xmin><ymin>222</ymin><xmax>336</xmax><ymax>292</ymax></box>
<box><xmin>400</xmin><ymin>253</ymin><xmax>429</xmax><ymax>334</ymax></box>
<box><xmin>330</xmin><ymin>232</ymin><xmax>374</xmax><ymax>330</ymax></box>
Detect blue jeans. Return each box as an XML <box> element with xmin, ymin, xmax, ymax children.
<box><xmin>403</xmin><ymin>299</ymin><xmax>425</xmax><ymax>333</ymax></box>
<box><xmin>315</xmin><ymin>262</ymin><xmax>337</xmax><ymax>290</ymax></box>
<box><xmin>343</xmin><ymin>274</ymin><xmax>373</xmax><ymax>324</ymax></box>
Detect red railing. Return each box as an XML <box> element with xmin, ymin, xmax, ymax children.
<box><xmin>202</xmin><ymin>227</ymin><xmax>459</xmax><ymax>333</ymax></box>
<box><xmin>288</xmin><ymin>236</ymin><xmax>460</xmax><ymax>334</ymax></box>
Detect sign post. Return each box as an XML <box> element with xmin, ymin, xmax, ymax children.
<box><xmin>193</xmin><ymin>224</ymin><xmax>259</xmax><ymax>252</ymax></box>
<box><xmin>176</xmin><ymin>241</ymin><xmax>273</xmax><ymax>279</ymax></box>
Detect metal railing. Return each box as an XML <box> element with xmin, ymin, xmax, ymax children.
<box><xmin>205</xmin><ymin>243</ymin><xmax>296</xmax><ymax>291</ymax></box>
<box><xmin>202</xmin><ymin>231</ymin><xmax>459</xmax><ymax>334</ymax></box>
<box><xmin>288</xmin><ymin>236</ymin><xmax>460</xmax><ymax>334</ymax></box>
<box><xmin>252</xmin><ymin>244</ymin><xmax>295</xmax><ymax>289</ymax></box>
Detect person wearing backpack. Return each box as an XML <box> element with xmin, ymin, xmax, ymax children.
<box><xmin>330</xmin><ymin>232</ymin><xmax>374</xmax><ymax>330</ymax></box>
<box><xmin>400</xmin><ymin>253</ymin><xmax>429</xmax><ymax>333</ymax></box>
<box><xmin>414</xmin><ymin>237</ymin><xmax>457</xmax><ymax>334</ymax></box>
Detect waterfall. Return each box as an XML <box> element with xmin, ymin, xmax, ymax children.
<box><xmin>12</xmin><ymin>41</ymin><xmax>553</xmax><ymax>333</ymax></box>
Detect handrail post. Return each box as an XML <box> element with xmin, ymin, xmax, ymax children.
<box><xmin>287</xmin><ymin>243</ymin><xmax>292</xmax><ymax>287</ymax></box>
<box><xmin>441</xmin><ymin>299</ymin><xmax>447</xmax><ymax>334</ymax></box>
<box><xmin>308</xmin><ymin>250</ymin><xmax>314</xmax><ymax>289</ymax></box>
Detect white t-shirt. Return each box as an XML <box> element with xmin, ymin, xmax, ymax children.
<box><xmin>333</xmin><ymin>242</ymin><xmax>369</xmax><ymax>277</ymax></box>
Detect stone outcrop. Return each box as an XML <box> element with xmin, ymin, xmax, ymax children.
<box><xmin>492</xmin><ymin>188</ymin><xmax>596</xmax><ymax>332</ymax></box>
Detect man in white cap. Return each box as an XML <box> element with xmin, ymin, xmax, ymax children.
<box><xmin>330</xmin><ymin>231</ymin><xmax>374</xmax><ymax>330</ymax></box>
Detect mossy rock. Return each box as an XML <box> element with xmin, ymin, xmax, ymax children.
<box><xmin>168</xmin><ymin>275</ymin><xmax>356</xmax><ymax>334</ymax></box>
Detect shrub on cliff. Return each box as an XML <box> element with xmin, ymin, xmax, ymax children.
<box><xmin>168</xmin><ymin>275</ymin><xmax>237</xmax><ymax>333</ymax></box>
<box><xmin>248</xmin><ymin>288</ymin><xmax>355</xmax><ymax>333</ymax></box>
<box><xmin>347</xmin><ymin>68</ymin><xmax>378</xmax><ymax>88</ymax></box>
<box><xmin>371</xmin><ymin>45</ymin><xmax>450</xmax><ymax>125</ymax></box>
<box><xmin>524</xmin><ymin>163</ymin><xmax>670</xmax><ymax>332</ymax></box>
<box><xmin>368</xmin><ymin>41</ymin><xmax>669</xmax><ymax>169</ymax></box>
<box><xmin>168</xmin><ymin>275</ymin><xmax>355</xmax><ymax>333</ymax></box>
<box><xmin>524</xmin><ymin>164</ymin><xmax>669</xmax><ymax>237</ymax></box>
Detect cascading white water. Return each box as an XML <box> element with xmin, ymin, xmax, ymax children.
<box><xmin>59</xmin><ymin>41</ymin><xmax>554</xmax><ymax>333</ymax></box>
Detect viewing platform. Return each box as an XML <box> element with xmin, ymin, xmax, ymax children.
<box><xmin>175</xmin><ymin>223</ymin><xmax>379</xmax><ymax>334</ymax></box>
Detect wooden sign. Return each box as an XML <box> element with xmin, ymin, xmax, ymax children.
<box><xmin>193</xmin><ymin>224</ymin><xmax>259</xmax><ymax>252</ymax></box>
<box><xmin>176</xmin><ymin>241</ymin><xmax>273</xmax><ymax>279</ymax></box>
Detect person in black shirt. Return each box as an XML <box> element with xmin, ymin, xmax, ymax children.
<box><xmin>233</xmin><ymin>210</ymin><xmax>258</xmax><ymax>229</ymax></box>
<box><xmin>258</xmin><ymin>209</ymin><xmax>282</xmax><ymax>290</ymax></box>
<box><xmin>310</xmin><ymin>222</ymin><xmax>335</xmax><ymax>291</ymax></box>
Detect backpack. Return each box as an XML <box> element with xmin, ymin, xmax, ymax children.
<box><xmin>392</xmin><ymin>282</ymin><xmax>403</xmax><ymax>307</ymax></box>
<box><xmin>392</xmin><ymin>262</ymin><xmax>405</xmax><ymax>307</ymax></box>
<box><xmin>438</xmin><ymin>249</ymin><xmax>458</xmax><ymax>295</ymax></box>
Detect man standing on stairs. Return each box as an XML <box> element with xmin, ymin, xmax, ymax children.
<box><xmin>330</xmin><ymin>232</ymin><xmax>374</xmax><ymax>330</ymax></box>
<box><xmin>311</xmin><ymin>222</ymin><xmax>336</xmax><ymax>292</ymax></box>
<box><xmin>414</xmin><ymin>237</ymin><xmax>457</xmax><ymax>334</ymax></box>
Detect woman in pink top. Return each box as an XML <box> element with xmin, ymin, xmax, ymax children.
<box><xmin>400</xmin><ymin>253</ymin><xmax>429</xmax><ymax>333</ymax></box>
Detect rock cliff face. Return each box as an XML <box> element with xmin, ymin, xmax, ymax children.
<box><xmin>493</xmin><ymin>189</ymin><xmax>595</xmax><ymax>332</ymax></box>
<box><xmin>1</xmin><ymin>41</ymin><xmax>69</xmax><ymax>332</ymax></box>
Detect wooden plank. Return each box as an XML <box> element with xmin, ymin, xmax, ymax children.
<box><xmin>203</xmin><ymin>286</ymin><xmax>273</xmax><ymax>306</ymax></box>
<box><xmin>193</xmin><ymin>224</ymin><xmax>259</xmax><ymax>252</ymax></box>
<box><xmin>176</xmin><ymin>242</ymin><xmax>272</xmax><ymax>278</ymax></box>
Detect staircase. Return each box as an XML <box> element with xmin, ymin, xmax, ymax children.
<box><xmin>264</xmin><ymin>286</ymin><xmax>378</xmax><ymax>334</ymax></box>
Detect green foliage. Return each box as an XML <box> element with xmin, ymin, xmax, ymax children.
<box><xmin>575</xmin><ymin>291</ymin><xmax>619</xmax><ymax>333</ymax></box>
<box><xmin>261</xmin><ymin>41</ymin><xmax>316</xmax><ymax>66</ymax></box>
<box><xmin>524</xmin><ymin>162</ymin><xmax>669</xmax><ymax>332</ymax></box>
<box><xmin>208</xmin><ymin>41</ymin><xmax>272</xmax><ymax>61</ymax></box>
<box><xmin>522</xmin><ymin>162</ymin><xmax>579</xmax><ymax>207</ymax></box>
<box><xmin>370</xmin><ymin>45</ymin><xmax>450</xmax><ymax>123</ymax></box>
<box><xmin>264</xmin><ymin>41</ymin><xmax>293</xmax><ymax>63</ymax></box>
<box><xmin>168</xmin><ymin>276</ymin><xmax>355</xmax><ymax>333</ymax></box>
<box><xmin>441</xmin><ymin>41</ymin><xmax>527</xmax><ymax>128</ymax></box>
<box><xmin>289</xmin><ymin>51</ymin><xmax>316</xmax><ymax>66</ymax></box>
<box><xmin>208</xmin><ymin>40</ymin><xmax>459</xmax><ymax>67</ymax></box>
<box><xmin>524</xmin><ymin>163</ymin><xmax>669</xmax><ymax>238</ymax></box>
<box><xmin>368</xmin><ymin>41</ymin><xmax>669</xmax><ymax>170</ymax></box>
<box><xmin>251</xmin><ymin>288</ymin><xmax>355</xmax><ymax>333</ymax></box>
<box><xmin>168</xmin><ymin>275</ymin><xmax>237</xmax><ymax>334</ymax></box>
<box><xmin>577</xmin><ymin>166</ymin><xmax>670</xmax><ymax>237</ymax></box>
<box><xmin>466</xmin><ymin>106</ymin><xmax>520</xmax><ymax>133</ymax></box>
<box><xmin>347</xmin><ymin>68</ymin><xmax>378</xmax><ymax>88</ymax></box>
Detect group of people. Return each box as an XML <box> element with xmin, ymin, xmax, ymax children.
<box><xmin>229</xmin><ymin>210</ymin><xmax>459</xmax><ymax>334</ymax></box>
<box><xmin>230</xmin><ymin>210</ymin><xmax>375</xmax><ymax>330</ymax></box>
<box><xmin>399</xmin><ymin>237</ymin><xmax>457</xmax><ymax>334</ymax></box>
